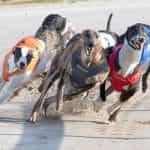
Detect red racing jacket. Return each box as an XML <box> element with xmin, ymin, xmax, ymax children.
<box><xmin>109</xmin><ymin>44</ymin><xmax>142</xmax><ymax>92</ymax></box>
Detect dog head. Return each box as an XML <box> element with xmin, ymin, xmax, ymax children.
<box><xmin>13</xmin><ymin>47</ymin><xmax>33</xmax><ymax>70</ymax></box>
<box><xmin>42</xmin><ymin>14</ymin><xmax>66</xmax><ymax>33</ymax></box>
<box><xmin>42</xmin><ymin>14</ymin><xmax>75</xmax><ymax>40</ymax></box>
<box><xmin>80</xmin><ymin>29</ymin><xmax>103</xmax><ymax>67</ymax></box>
<box><xmin>125</xmin><ymin>23</ymin><xmax>147</xmax><ymax>50</ymax></box>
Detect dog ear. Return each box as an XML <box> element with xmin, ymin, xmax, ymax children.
<box><xmin>95</xmin><ymin>31</ymin><xmax>99</xmax><ymax>39</ymax></box>
<box><xmin>13</xmin><ymin>47</ymin><xmax>21</xmax><ymax>55</ymax></box>
<box><xmin>12</xmin><ymin>50</ymin><xmax>16</xmax><ymax>55</ymax></box>
<box><xmin>42</xmin><ymin>14</ymin><xmax>57</xmax><ymax>30</ymax></box>
<box><xmin>42</xmin><ymin>14</ymin><xmax>66</xmax><ymax>32</ymax></box>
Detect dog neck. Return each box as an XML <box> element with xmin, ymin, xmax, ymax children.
<box><xmin>35</xmin><ymin>28</ymin><xmax>61</xmax><ymax>51</ymax></box>
<box><xmin>118</xmin><ymin>39</ymin><xmax>142</xmax><ymax>77</ymax></box>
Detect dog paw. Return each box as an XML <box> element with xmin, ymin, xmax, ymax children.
<box><xmin>27</xmin><ymin>108</ymin><xmax>46</xmax><ymax>123</ymax></box>
<box><xmin>28</xmin><ymin>112</ymin><xmax>39</xmax><ymax>123</ymax></box>
<box><xmin>56</xmin><ymin>103</ymin><xmax>63</xmax><ymax>112</ymax></box>
<box><xmin>108</xmin><ymin>112</ymin><xmax>118</xmax><ymax>122</ymax></box>
<box><xmin>106</xmin><ymin>101</ymin><xmax>121</xmax><ymax>122</ymax></box>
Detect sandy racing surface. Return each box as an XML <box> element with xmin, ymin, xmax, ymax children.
<box><xmin>0</xmin><ymin>0</ymin><xmax>150</xmax><ymax>149</ymax></box>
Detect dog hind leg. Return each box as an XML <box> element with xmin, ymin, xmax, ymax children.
<box><xmin>107</xmin><ymin>87</ymin><xmax>137</xmax><ymax>121</ymax></box>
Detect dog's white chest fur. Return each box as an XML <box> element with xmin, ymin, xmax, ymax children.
<box><xmin>8</xmin><ymin>55</ymin><xmax>17</xmax><ymax>72</ymax></box>
<box><xmin>98</xmin><ymin>32</ymin><xmax>116</xmax><ymax>49</ymax></box>
<box><xmin>118</xmin><ymin>40</ymin><xmax>142</xmax><ymax>77</ymax></box>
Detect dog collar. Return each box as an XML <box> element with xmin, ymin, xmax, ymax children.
<box><xmin>3</xmin><ymin>37</ymin><xmax>45</xmax><ymax>81</ymax></box>
<box><xmin>109</xmin><ymin>44</ymin><xmax>142</xmax><ymax>92</ymax></box>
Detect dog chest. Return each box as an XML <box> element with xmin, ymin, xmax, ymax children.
<box><xmin>109</xmin><ymin>45</ymin><xmax>142</xmax><ymax>92</ymax></box>
<box><xmin>69</xmin><ymin>51</ymin><xmax>107</xmax><ymax>88</ymax></box>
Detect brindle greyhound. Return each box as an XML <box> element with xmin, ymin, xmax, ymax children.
<box><xmin>29</xmin><ymin>13</ymin><xmax>119</xmax><ymax>123</ymax></box>
<box><xmin>29</xmin><ymin>29</ymin><xmax>109</xmax><ymax>122</ymax></box>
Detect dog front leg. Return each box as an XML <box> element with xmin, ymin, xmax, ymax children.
<box><xmin>142</xmin><ymin>64</ymin><xmax>150</xmax><ymax>93</ymax></box>
<box><xmin>29</xmin><ymin>70</ymin><xmax>59</xmax><ymax>123</ymax></box>
<box><xmin>56</xmin><ymin>69</ymin><xmax>65</xmax><ymax>111</ymax></box>
<box><xmin>0</xmin><ymin>75</ymin><xmax>29</xmax><ymax>103</ymax></box>
<box><xmin>100</xmin><ymin>81</ymin><xmax>106</xmax><ymax>101</ymax></box>
<box><xmin>38</xmin><ymin>66</ymin><xmax>54</xmax><ymax>92</ymax></box>
<box><xmin>0</xmin><ymin>86</ymin><xmax>13</xmax><ymax>104</ymax></box>
<box><xmin>42</xmin><ymin>94</ymin><xmax>74</xmax><ymax>117</ymax></box>
<box><xmin>56</xmin><ymin>79</ymin><xmax>65</xmax><ymax>112</ymax></box>
<box><xmin>38</xmin><ymin>52</ymin><xmax>62</xmax><ymax>92</ymax></box>
<box><xmin>95</xmin><ymin>69</ymin><xmax>109</xmax><ymax>101</ymax></box>
<box><xmin>108</xmin><ymin>86</ymin><xmax>138</xmax><ymax>122</ymax></box>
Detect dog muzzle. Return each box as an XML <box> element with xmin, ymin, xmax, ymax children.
<box><xmin>127</xmin><ymin>34</ymin><xmax>146</xmax><ymax>50</ymax></box>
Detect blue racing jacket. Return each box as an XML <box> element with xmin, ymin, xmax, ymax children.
<box><xmin>140</xmin><ymin>25</ymin><xmax>150</xmax><ymax>65</ymax></box>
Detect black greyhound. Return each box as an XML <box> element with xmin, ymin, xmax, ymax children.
<box><xmin>100</xmin><ymin>23</ymin><xmax>150</xmax><ymax>121</ymax></box>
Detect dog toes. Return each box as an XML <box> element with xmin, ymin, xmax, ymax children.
<box><xmin>27</xmin><ymin>112</ymin><xmax>39</xmax><ymax>123</ymax></box>
<box><xmin>28</xmin><ymin>109</ymin><xmax>46</xmax><ymax>123</ymax></box>
<box><xmin>108</xmin><ymin>109</ymin><xmax>119</xmax><ymax>122</ymax></box>
<box><xmin>56</xmin><ymin>103</ymin><xmax>63</xmax><ymax>112</ymax></box>
<box><xmin>107</xmin><ymin>101</ymin><xmax>121</xmax><ymax>122</ymax></box>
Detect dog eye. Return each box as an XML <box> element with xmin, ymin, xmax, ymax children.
<box><xmin>26</xmin><ymin>54</ymin><xmax>33</xmax><ymax>64</ymax></box>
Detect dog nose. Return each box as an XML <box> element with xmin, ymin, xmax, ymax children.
<box><xmin>138</xmin><ymin>37</ymin><xmax>145</xmax><ymax>43</ymax></box>
<box><xmin>20</xmin><ymin>62</ymin><xmax>25</xmax><ymax>69</ymax></box>
<box><xmin>88</xmin><ymin>43</ymin><xmax>94</xmax><ymax>48</ymax></box>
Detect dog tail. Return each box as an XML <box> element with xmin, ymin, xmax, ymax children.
<box><xmin>106</xmin><ymin>13</ymin><xmax>113</xmax><ymax>31</ymax></box>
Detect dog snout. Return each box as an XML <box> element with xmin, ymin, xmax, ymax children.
<box><xmin>136</xmin><ymin>38</ymin><xmax>145</xmax><ymax>49</ymax></box>
<box><xmin>88</xmin><ymin>42</ymin><xmax>94</xmax><ymax>48</ymax></box>
<box><xmin>20</xmin><ymin>62</ymin><xmax>25</xmax><ymax>69</ymax></box>
<box><xmin>130</xmin><ymin>36</ymin><xmax>145</xmax><ymax>49</ymax></box>
<box><xmin>86</xmin><ymin>42</ymin><xmax>94</xmax><ymax>54</ymax></box>
<box><xmin>138</xmin><ymin>37</ymin><xmax>145</xmax><ymax>44</ymax></box>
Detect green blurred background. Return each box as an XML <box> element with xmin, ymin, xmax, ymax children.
<box><xmin>0</xmin><ymin>0</ymin><xmax>90</xmax><ymax>4</ymax></box>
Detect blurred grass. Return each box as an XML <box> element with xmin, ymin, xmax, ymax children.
<box><xmin>0</xmin><ymin>0</ymin><xmax>87</xmax><ymax>4</ymax></box>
